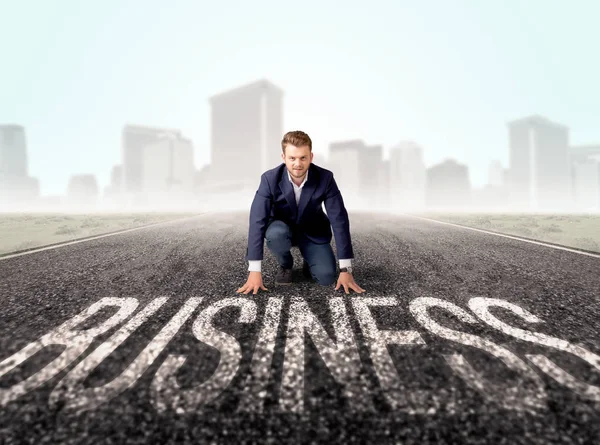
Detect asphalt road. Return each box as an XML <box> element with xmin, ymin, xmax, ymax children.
<box><xmin>1</xmin><ymin>211</ymin><xmax>599</xmax><ymax>444</ymax></box>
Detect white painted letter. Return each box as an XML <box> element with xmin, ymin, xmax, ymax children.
<box><xmin>410</xmin><ymin>297</ymin><xmax>546</xmax><ymax>412</ymax></box>
<box><xmin>0</xmin><ymin>297</ymin><xmax>138</xmax><ymax>406</ymax></box>
<box><xmin>50</xmin><ymin>297</ymin><xmax>203</xmax><ymax>412</ymax></box>
<box><xmin>280</xmin><ymin>297</ymin><xmax>373</xmax><ymax>413</ymax></box>
<box><xmin>352</xmin><ymin>297</ymin><xmax>456</xmax><ymax>414</ymax></box>
<box><xmin>469</xmin><ymin>297</ymin><xmax>600</xmax><ymax>402</ymax></box>
<box><xmin>237</xmin><ymin>297</ymin><xmax>283</xmax><ymax>412</ymax></box>
<box><xmin>151</xmin><ymin>297</ymin><xmax>256</xmax><ymax>413</ymax></box>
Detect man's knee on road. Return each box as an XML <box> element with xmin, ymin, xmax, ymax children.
<box><xmin>265</xmin><ymin>221</ymin><xmax>291</xmax><ymax>245</ymax></box>
<box><xmin>312</xmin><ymin>267</ymin><xmax>336</xmax><ymax>286</ymax></box>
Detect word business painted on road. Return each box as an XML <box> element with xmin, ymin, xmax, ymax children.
<box><xmin>1</xmin><ymin>295</ymin><xmax>599</xmax><ymax>414</ymax></box>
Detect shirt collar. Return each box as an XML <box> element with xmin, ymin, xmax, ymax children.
<box><xmin>287</xmin><ymin>168</ymin><xmax>309</xmax><ymax>188</ymax></box>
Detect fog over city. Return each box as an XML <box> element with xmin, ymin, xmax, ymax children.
<box><xmin>1</xmin><ymin>1</ymin><xmax>599</xmax><ymax>214</ymax></box>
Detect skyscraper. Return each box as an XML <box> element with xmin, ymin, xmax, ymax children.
<box><xmin>208</xmin><ymin>79</ymin><xmax>284</xmax><ymax>190</ymax></box>
<box><xmin>142</xmin><ymin>134</ymin><xmax>195</xmax><ymax>206</ymax></box>
<box><xmin>103</xmin><ymin>165</ymin><xmax>124</xmax><ymax>210</ymax></box>
<box><xmin>389</xmin><ymin>141</ymin><xmax>426</xmax><ymax>210</ymax></box>
<box><xmin>121</xmin><ymin>124</ymin><xmax>195</xmax><ymax>208</ymax></box>
<box><xmin>507</xmin><ymin>115</ymin><xmax>571</xmax><ymax>211</ymax></box>
<box><xmin>570</xmin><ymin>144</ymin><xmax>600</xmax><ymax>210</ymax></box>
<box><xmin>328</xmin><ymin>139</ymin><xmax>385</xmax><ymax>209</ymax></box>
<box><xmin>0</xmin><ymin>124</ymin><xmax>39</xmax><ymax>208</ymax></box>
<box><xmin>488</xmin><ymin>160</ymin><xmax>504</xmax><ymax>187</ymax></box>
<box><xmin>67</xmin><ymin>174</ymin><xmax>99</xmax><ymax>210</ymax></box>
<box><xmin>122</xmin><ymin>124</ymin><xmax>181</xmax><ymax>195</ymax></box>
<box><xmin>426</xmin><ymin>159</ymin><xmax>471</xmax><ymax>209</ymax></box>
<box><xmin>0</xmin><ymin>125</ymin><xmax>27</xmax><ymax>179</ymax></box>
<box><xmin>570</xmin><ymin>144</ymin><xmax>600</xmax><ymax>163</ymax></box>
<box><xmin>327</xmin><ymin>140</ymin><xmax>363</xmax><ymax>207</ymax></box>
<box><xmin>110</xmin><ymin>165</ymin><xmax>123</xmax><ymax>195</ymax></box>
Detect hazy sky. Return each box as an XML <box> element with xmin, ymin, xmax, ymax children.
<box><xmin>1</xmin><ymin>0</ymin><xmax>598</xmax><ymax>196</ymax></box>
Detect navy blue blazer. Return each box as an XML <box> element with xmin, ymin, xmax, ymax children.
<box><xmin>246</xmin><ymin>163</ymin><xmax>354</xmax><ymax>262</ymax></box>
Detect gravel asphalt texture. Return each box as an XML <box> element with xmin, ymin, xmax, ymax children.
<box><xmin>1</xmin><ymin>211</ymin><xmax>599</xmax><ymax>444</ymax></box>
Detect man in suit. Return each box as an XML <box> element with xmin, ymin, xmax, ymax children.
<box><xmin>236</xmin><ymin>130</ymin><xmax>366</xmax><ymax>295</ymax></box>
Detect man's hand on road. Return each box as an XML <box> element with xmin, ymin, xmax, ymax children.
<box><xmin>237</xmin><ymin>271</ymin><xmax>268</xmax><ymax>295</ymax></box>
<box><xmin>335</xmin><ymin>272</ymin><xmax>366</xmax><ymax>294</ymax></box>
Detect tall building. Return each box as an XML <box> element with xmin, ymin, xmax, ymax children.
<box><xmin>67</xmin><ymin>174</ymin><xmax>99</xmax><ymax>210</ymax></box>
<box><xmin>208</xmin><ymin>79</ymin><xmax>284</xmax><ymax>190</ymax></box>
<box><xmin>122</xmin><ymin>124</ymin><xmax>181</xmax><ymax>195</ymax></box>
<box><xmin>426</xmin><ymin>159</ymin><xmax>471</xmax><ymax>209</ymax></box>
<box><xmin>379</xmin><ymin>159</ymin><xmax>391</xmax><ymax>210</ymax></box>
<box><xmin>570</xmin><ymin>144</ymin><xmax>600</xmax><ymax>163</ymax></box>
<box><xmin>0</xmin><ymin>125</ymin><xmax>27</xmax><ymax>178</ymax></box>
<box><xmin>110</xmin><ymin>165</ymin><xmax>123</xmax><ymax>194</ymax></box>
<box><xmin>0</xmin><ymin>124</ymin><xmax>39</xmax><ymax>208</ymax></box>
<box><xmin>570</xmin><ymin>144</ymin><xmax>600</xmax><ymax>210</ymax></box>
<box><xmin>327</xmin><ymin>139</ymin><xmax>386</xmax><ymax>209</ymax></box>
<box><xmin>488</xmin><ymin>160</ymin><xmax>504</xmax><ymax>187</ymax></box>
<box><xmin>507</xmin><ymin>115</ymin><xmax>571</xmax><ymax>211</ymax></box>
<box><xmin>327</xmin><ymin>140</ymin><xmax>363</xmax><ymax>206</ymax></box>
<box><xmin>121</xmin><ymin>125</ymin><xmax>194</xmax><ymax>207</ymax></box>
<box><xmin>389</xmin><ymin>141</ymin><xmax>426</xmax><ymax>210</ymax></box>
<box><xmin>142</xmin><ymin>134</ymin><xmax>195</xmax><ymax>206</ymax></box>
<box><xmin>103</xmin><ymin>165</ymin><xmax>124</xmax><ymax>209</ymax></box>
<box><xmin>365</xmin><ymin>144</ymin><xmax>386</xmax><ymax>208</ymax></box>
<box><xmin>572</xmin><ymin>159</ymin><xmax>600</xmax><ymax>210</ymax></box>
<box><xmin>471</xmin><ymin>159</ymin><xmax>510</xmax><ymax>210</ymax></box>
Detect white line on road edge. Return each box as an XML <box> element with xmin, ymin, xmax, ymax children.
<box><xmin>405</xmin><ymin>214</ymin><xmax>600</xmax><ymax>259</ymax></box>
<box><xmin>0</xmin><ymin>212</ymin><xmax>216</xmax><ymax>261</ymax></box>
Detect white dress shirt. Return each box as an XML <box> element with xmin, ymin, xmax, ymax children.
<box><xmin>248</xmin><ymin>169</ymin><xmax>352</xmax><ymax>272</ymax></box>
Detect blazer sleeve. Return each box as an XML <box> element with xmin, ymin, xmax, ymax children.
<box><xmin>323</xmin><ymin>173</ymin><xmax>354</xmax><ymax>260</ymax></box>
<box><xmin>246</xmin><ymin>173</ymin><xmax>273</xmax><ymax>261</ymax></box>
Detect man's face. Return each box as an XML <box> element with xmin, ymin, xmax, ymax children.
<box><xmin>282</xmin><ymin>144</ymin><xmax>313</xmax><ymax>180</ymax></box>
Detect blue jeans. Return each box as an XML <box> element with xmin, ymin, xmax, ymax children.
<box><xmin>265</xmin><ymin>220</ymin><xmax>336</xmax><ymax>286</ymax></box>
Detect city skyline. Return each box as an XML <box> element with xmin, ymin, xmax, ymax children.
<box><xmin>3</xmin><ymin>94</ymin><xmax>599</xmax><ymax>213</ymax></box>
<box><xmin>1</xmin><ymin>92</ymin><xmax>595</xmax><ymax>203</ymax></box>
<box><xmin>1</xmin><ymin>0</ymin><xmax>599</xmax><ymax>196</ymax></box>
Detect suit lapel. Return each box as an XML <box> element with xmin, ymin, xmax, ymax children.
<box><xmin>278</xmin><ymin>171</ymin><xmax>298</xmax><ymax>220</ymax></box>
<box><xmin>296</xmin><ymin>166</ymin><xmax>317</xmax><ymax>222</ymax></box>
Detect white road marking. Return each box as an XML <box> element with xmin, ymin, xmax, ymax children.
<box><xmin>151</xmin><ymin>297</ymin><xmax>256</xmax><ymax>414</ymax></box>
<box><xmin>50</xmin><ymin>297</ymin><xmax>203</xmax><ymax>413</ymax></box>
<box><xmin>4</xmin><ymin>294</ymin><xmax>598</xmax><ymax>412</ymax></box>
<box><xmin>0</xmin><ymin>212</ymin><xmax>214</xmax><ymax>261</ymax></box>
<box><xmin>279</xmin><ymin>296</ymin><xmax>373</xmax><ymax>413</ymax></box>
<box><xmin>0</xmin><ymin>297</ymin><xmax>139</xmax><ymax>406</ymax></box>
<box><xmin>404</xmin><ymin>214</ymin><xmax>600</xmax><ymax>259</ymax></box>
<box><xmin>410</xmin><ymin>297</ymin><xmax>547</xmax><ymax>412</ymax></box>
<box><xmin>237</xmin><ymin>297</ymin><xmax>284</xmax><ymax>412</ymax></box>
<box><xmin>352</xmin><ymin>297</ymin><xmax>456</xmax><ymax>415</ymax></box>
<box><xmin>469</xmin><ymin>297</ymin><xmax>600</xmax><ymax>402</ymax></box>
